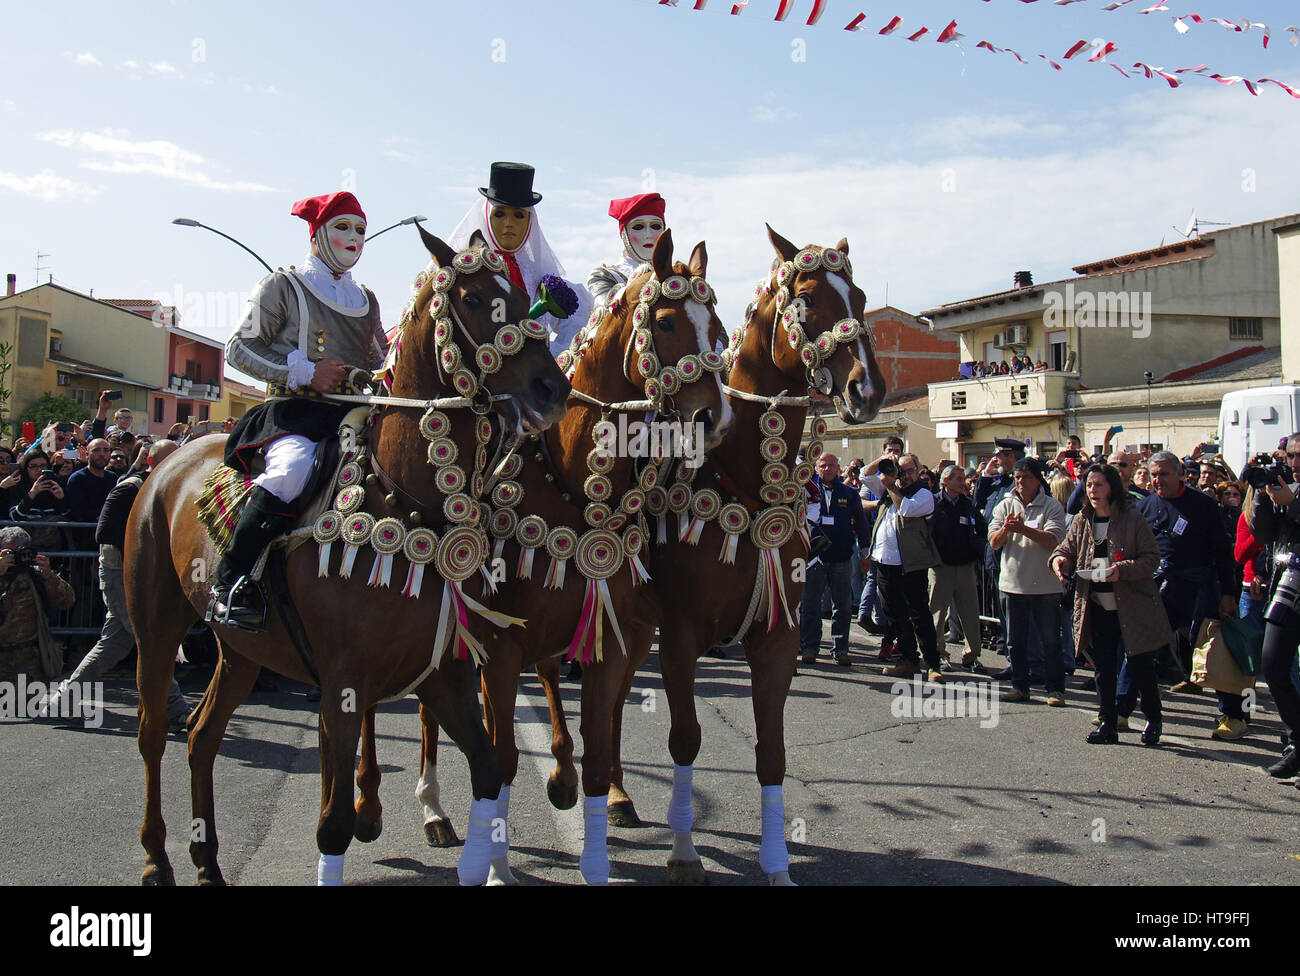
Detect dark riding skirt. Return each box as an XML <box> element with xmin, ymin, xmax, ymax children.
<box><xmin>224</xmin><ymin>396</ymin><xmax>352</xmax><ymax>475</ymax></box>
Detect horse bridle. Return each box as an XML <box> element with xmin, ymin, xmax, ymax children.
<box><xmin>724</xmin><ymin>245</ymin><xmax>875</xmax><ymax>398</ymax></box>
<box><xmin>559</xmin><ymin>269</ymin><xmax>727</xmax><ymax>420</ymax></box>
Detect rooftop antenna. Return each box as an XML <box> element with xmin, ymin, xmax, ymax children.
<box><xmin>35</xmin><ymin>250</ymin><xmax>49</xmax><ymax>286</ymax></box>
<box><xmin>1172</xmin><ymin>210</ymin><xmax>1230</xmax><ymax>240</ymax></box>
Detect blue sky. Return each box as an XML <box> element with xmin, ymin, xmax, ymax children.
<box><xmin>3</xmin><ymin>0</ymin><xmax>1298</xmax><ymax>351</ymax></box>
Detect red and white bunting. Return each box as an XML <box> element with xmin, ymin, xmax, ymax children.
<box><xmin>640</xmin><ymin>0</ymin><xmax>1300</xmax><ymax>98</ymax></box>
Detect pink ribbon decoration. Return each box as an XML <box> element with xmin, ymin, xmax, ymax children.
<box><xmin>937</xmin><ymin>20</ymin><xmax>963</xmax><ymax>43</ymax></box>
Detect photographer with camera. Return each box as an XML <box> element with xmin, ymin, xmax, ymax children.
<box><xmin>861</xmin><ymin>451</ymin><xmax>943</xmax><ymax>681</ymax></box>
<box><xmin>1248</xmin><ymin>434</ymin><xmax>1300</xmax><ymax>774</ymax></box>
<box><xmin>0</xmin><ymin>527</ymin><xmax>75</xmax><ymax>686</ymax></box>
<box><xmin>799</xmin><ymin>453</ymin><xmax>871</xmax><ymax>667</ymax></box>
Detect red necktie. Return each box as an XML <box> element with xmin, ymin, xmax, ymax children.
<box><xmin>498</xmin><ymin>251</ymin><xmax>524</xmax><ymax>291</ymax></box>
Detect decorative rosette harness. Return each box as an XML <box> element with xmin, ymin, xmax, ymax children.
<box><xmin>491</xmin><ymin>266</ymin><xmax>726</xmax><ymax>664</ymax></box>
<box><xmin>692</xmin><ymin>244</ymin><xmax>874</xmax><ymax>633</ymax></box>
<box><xmin>308</xmin><ymin>244</ymin><xmax>555</xmax><ymax>667</ymax></box>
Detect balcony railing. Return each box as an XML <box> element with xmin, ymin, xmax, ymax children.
<box><xmin>928</xmin><ymin>370</ymin><xmax>1073</xmax><ymax>422</ymax></box>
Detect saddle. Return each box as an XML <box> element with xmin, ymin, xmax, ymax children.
<box><xmin>198</xmin><ymin>406</ymin><xmax>370</xmax><ymax>559</ymax></box>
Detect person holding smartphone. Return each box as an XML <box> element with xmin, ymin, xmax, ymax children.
<box><xmin>8</xmin><ymin>451</ymin><xmax>69</xmax><ymax>523</ymax></box>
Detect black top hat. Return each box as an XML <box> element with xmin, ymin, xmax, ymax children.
<box><xmin>479</xmin><ymin>162</ymin><xmax>542</xmax><ymax>207</ymax></box>
<box><xmin>994</xmin><ymin>437</ymin><xmax>1026</xmax><ymax>456</ymax></box>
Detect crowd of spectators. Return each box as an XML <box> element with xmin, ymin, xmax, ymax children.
<box><xmin>800</xmin><ymin>430</ymin><xmax>1289</xmax><ymax>755</ymax></box>
<box><xmin>956</xmin><ymin>356</ymin><xmax>1051</xmax><ymax>379</ymax></box>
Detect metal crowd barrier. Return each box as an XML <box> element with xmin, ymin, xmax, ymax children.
<box><xmin>0</xmin><ymin>519</ymin><xmax>106</xmax><ymax>636</ymax></box>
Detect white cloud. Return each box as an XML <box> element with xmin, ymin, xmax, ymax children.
<box><xmin>384</xmin><ymin>149</ymin><xmax>417</xmax><ymax>165</ymax></box>
<box><xmin>751</xmin><ymin>93</ymin><xmax>799</xmax><ymax>125</ymax></box>
<box><xmin>149</xmin><ymin>61</ymin><xmax>178</xmax><ymax>75</ymax></box>
<box><xmin>66</xmin><ymin>51</ymin><xmax>102</xmax><ymax>67</ymax></box>
<box><xmin>0</xmin><ymin>169</ymin><xmax>102</xmax><ymax>201</ymax></box>
<box><xmin>122</xmin><ymin>59</ymin><xmax>139</xmax><ymax>70</ymax></box>
<box><xmin>545</xmin><ymin>86</ymin><xmax>1300</xmax><ymax>330</ymax></box>
<box><xmin>39</xmin><ymin>129</ymin><xmax>274</xmax><ymax>193</ymax></box>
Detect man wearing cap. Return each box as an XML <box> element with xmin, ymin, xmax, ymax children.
<box><xmin>976</xmin><ymin>438</ymin><xmax>1024</xmax><ymax>658</ymax></box>
<box><xmin>0</xmin><ymin>526</ymin><xmax>75</xmax><ymax>687</ymax></box>
<box><xmin>447</xmin><ymin>162</ymin><xmax>591</xmax><ymax>356</ymax></box>
<box><xmin>588</xmin><ymin>193</ymin><xmax>668</xmax><ymax>309</ymax></box>
<box><xmin>212</xmin><ymin>192</ymin><xmax>388</xmax><ymax>630</ymax></box>
<box><xmin>989</xmin><ymin>457</ymin><xmax>1069</xmax><ymax>705</ymax></box>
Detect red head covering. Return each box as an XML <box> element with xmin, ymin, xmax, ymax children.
<box><xmin>290</xmin><ymin>192</ymin><xmax>366</xmax><ymax>236</ymax></box>
<box><xmin>608</xmin><ymin>193</ymin><xmax>665</xmax><ymax>231</ymax></box>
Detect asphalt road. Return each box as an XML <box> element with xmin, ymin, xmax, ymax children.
<box><xmin>4</xmin><ymin>621</ymin><xmax>1299</xmax><ymax>887</ymax></box>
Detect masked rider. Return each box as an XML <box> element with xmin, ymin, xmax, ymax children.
<box><xmin>211</xmin><ymin>191</ymin><xmax>388</xmax><ymax>630</ymax></box>
<box><xmin>447</xmin><ymin>162</ymin><xmax>591</xmax><ymax>357</ymax></box>
<box><xmin>587</xmin><ymin>192</ymin><xmax>668</xmax><ymax>310</ymax></box>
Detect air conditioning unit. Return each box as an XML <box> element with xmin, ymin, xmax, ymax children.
<box><xmin>992</xmin><ymin>330</ymin><xmax>1007</xmax><ymax>348</ymax></box>
<box><xmin>57</xmin><ymin>373</ymin><xmax>69</xmax><ymax>386</ymax></box>
<box><xmin>1006</xmin><ymin>323</ymin><xmax>1028</xmax><ymax>345</ymax></box>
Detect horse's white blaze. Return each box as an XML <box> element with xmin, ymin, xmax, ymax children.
<box><xmin>826</xmin><ymin>272</ymin><xmax>853</xmax><ymax>319</ymax></box>
<box><xmin>686</xmin><ymin>301</ymin><xmax>733</xmax><ymax>433</ymax></box>
<box><xmin>494</xmin><ymin>273</ymin><xmax>512</xmax><ymax>296</ymax></box>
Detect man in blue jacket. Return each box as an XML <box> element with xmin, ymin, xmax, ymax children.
<box><xmin>800</xmin><ymin>453</ymin><xmax>871</xmax><ymax>667</ymax></box>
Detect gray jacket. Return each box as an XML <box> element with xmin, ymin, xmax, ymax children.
<box><xmin>226</xmin><ymin>271</ymin><xmax>386</xmax><ymax>388</ymax></box>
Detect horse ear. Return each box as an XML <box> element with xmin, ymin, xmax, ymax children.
<box><xmin>766</xmin><ymin>224</ymin><xmax>798</xmax><ymax>263</ymax></box>
<box><xmin>418</xmin><ymin>224</ymin><xmax>456</xmax><ymax>268</ymax></box>
<box><xmin>688</xmin><ymin>241</ymin><xmax>708</xmax><ymax>279</ymax></box>
<box><xmin>651</xmin><ymin>228</ymin><xmax>674</xmax><ymax>281</ymax></box>
<box><xmin>469</xmin><ymin>229</ymin><xmax>488</xmax><ymax>251</ymax></box>
<box><xmin>836</xmin><ymin>237</ymin><xmax>850</xmax><ymax>256</ymax></box>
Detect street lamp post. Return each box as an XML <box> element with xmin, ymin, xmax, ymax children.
<box><xmin>365</xmin><ymin>215</ymin><xmax>426</xmax><ymax>242</ymax></box>
<box><xmin>1144</xmin><ymin>370</ymin><xmax>1154</xmax><ymax>451</ymax></box>
<box><xmin>171</xmin><ymin>218</ymin><xmax>273</xmax><ymax>274</ymax></box>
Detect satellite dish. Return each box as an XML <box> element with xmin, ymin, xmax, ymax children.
<box><xmin>1183</xmin><ymin>210</ymin><xmax>1198</xmax><ymax>239</ymax></box>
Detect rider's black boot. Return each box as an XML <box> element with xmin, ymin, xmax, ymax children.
<box><xmin>206</xmin><ymin>486</ymin><xmax>294</xmax><ymax>632</ymax></box>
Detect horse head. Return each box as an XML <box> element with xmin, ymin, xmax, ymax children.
<box><xmin>750</xmin><ymin>225</ymin><xmax>887</xmax><ymax>424</ymax></box>
<box><xmin>391</xmin><ymin>224</ymin><xmax>570</xmax><ymax>434</ymax></box>
<box><xmin>566</xmin><ymin>229</ymin><xmax>732</xmax><ymax>453</ymax></box>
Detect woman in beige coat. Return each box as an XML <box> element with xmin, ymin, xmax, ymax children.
<box><xmin>1051</xmin><ymin>465</ymin><xmax>1173</xmax><ymax>745</ymax></box>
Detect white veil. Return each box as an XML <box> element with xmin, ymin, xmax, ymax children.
<box><xmin>447</xmin><ymin>198</ymin><xmax>591</xmax><ymax>354</ymax></box>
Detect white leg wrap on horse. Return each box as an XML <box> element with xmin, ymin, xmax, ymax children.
<box><xmin>457</xmin><ymin>796</ymin><xmax>497</xmax><ymax>886</ymax></box>
<box><xmin>667</xmin><ymin>764</ymin><xmax>694</xmax><ymax>834</ymax></box>
<box><xmin>316</xmin><ymin>852</ymin><xmax>344</xmax><ymax>887</ymax></box>
<box><xmin>759</xmin><ymin>785</ymin><xmax>790</xmax><ymax>876</ymax></box>
<box><xmin>488</xmin><ymin>785</ymin><xmax>511</xmax><ymax>860</ymax></box>
<box><xmin>670</xmin><ymin>831</ymin><xmax>700</xmax><ymax>864</ymax></box>
<box><xmin>579</xmin><ymin>795</ymin><xmax>610</xmax><ymax>885</ymax></box>
<box><xmin>417</xmin><ymin>768</ymin><xmax>450</xmax><ymax>825</ymax></box>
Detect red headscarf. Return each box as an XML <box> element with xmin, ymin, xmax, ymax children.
<box><xmin>608</xmin><ymin>193</ymin><xmax>666</xmax><ymax>232</ymax></box>
<box><xmin>290</xmin><ymin>192</ymin><xmax>366</xmax><ymax>236</ymax></box>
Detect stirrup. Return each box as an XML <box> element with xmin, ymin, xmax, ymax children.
<box><xmin>206</xmin><ymin>575</ymin><xmax>268</xmax><ymax>633</ymax></box>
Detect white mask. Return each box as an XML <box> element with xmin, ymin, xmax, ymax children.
<box><xmin>622</xmin><ymin>217</ymin><xmax>665</xmax><ymax>264</ymax></box>
<box><xmin>314</xmin><ymin>214</ymin><xmax>366</xmax><ymax>273</ymax></box>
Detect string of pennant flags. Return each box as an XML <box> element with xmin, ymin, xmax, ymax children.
<box><xmin>650</xmin><ymin>0</ymin><xmax>1300</xmax><ymax>97</ymax></box>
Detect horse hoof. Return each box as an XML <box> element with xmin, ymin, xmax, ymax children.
<box><xmin>546</xmin><ymin>777</ymin><xmax>578</xmax><ymax>811</ymax></box>
<box><xmin>195</xmin><ymin>868</ymin><xmax>226</xmax><ymax>886</ymax></box>
<box><xmin>353</xmin><ymin>817</ymin><xmax>383</xmax><ymax>843</ymax></box>
<box><xmin>141</xmin><ymin>866</ymin><xmax>176</xmax><ymax>887</ymax></box>
<box><xmin>424</xmin><ymin>818</ymin><xmax>460</xmax><ymax>848</ymax></box>
<box><xmin>666</xmin><ymin>859</ymin><xmax>709</xmax><ymax>885</ymax></box>
<box><xmin>767</xmin><ymin>870</ymin><xmax>798</xmax><ymax>886</ymax></box>
<box><xmin>607</xmin><ymin>798</ymin><xmax>644</xmax><ymax>828</ymax></box>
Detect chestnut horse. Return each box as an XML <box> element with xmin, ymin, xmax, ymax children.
<box><xmin>127</xmin><ymin>227</ymin><xmax>570</xmax><ymax>886</ymax></box>
<box><xmin>538</xmin><ymin>226</ymin><xmax>886</xmax><ymax>884</ymax></box>
<box><xmin>358</xmin><ymin>230</ymin><xmax>732</xmax><ymax>884</ymax></box>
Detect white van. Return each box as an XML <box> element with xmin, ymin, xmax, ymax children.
<box><xmin>1218</xmin><ymin>385</ymin><xmax>1300</xmax><ymax>475</ymax></box>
